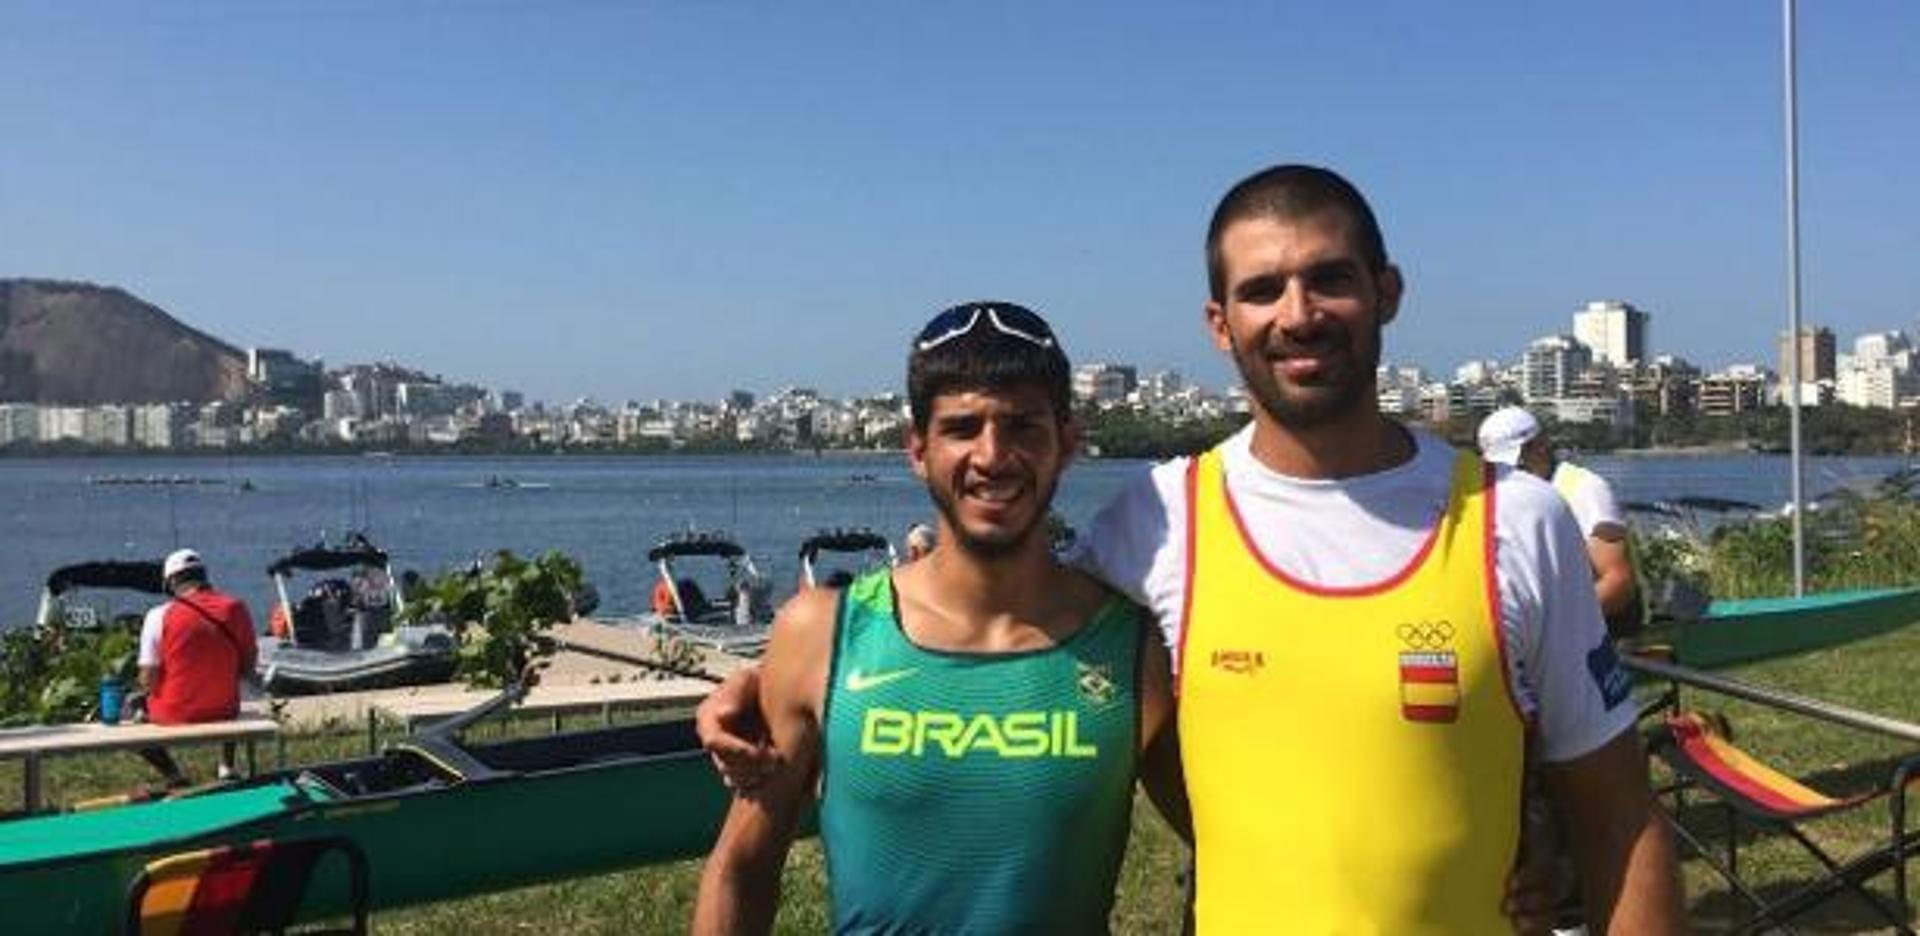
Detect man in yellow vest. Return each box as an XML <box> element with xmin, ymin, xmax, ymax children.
<box><xmin>698</xmin><ymin>164</ymin><xmax>1684</xmax><ymax>933</ymax></box>
<box><xmin>1479</xmin><ymin>405</ymin><xmax>1644</xmax><ymax>638</ymax></box>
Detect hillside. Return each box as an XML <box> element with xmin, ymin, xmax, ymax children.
<box><xmin>0</xmin><ymin>279</ymin><xmax>250</xmax><ymax>404</ymax></box>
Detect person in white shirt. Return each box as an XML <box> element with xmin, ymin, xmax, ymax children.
<box><xmin>1479</xmin><ymin>406</ymin><xmax>1643</xmax><ymax>637</ymax></box>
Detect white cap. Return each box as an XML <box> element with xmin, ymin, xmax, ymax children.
<box><xmin>905</xmin><ymin>523</ymin><xmax>936</xmax><ymax>550</ymax></box>
<box><xmin>162</xmin><ymin>548</ymin><xmax>204</xmax><ymax>580</ymax></box>
<box><xmin>1477</xmin><ymin>406</ymin><xmax>1541</xmax><ymax>465</ymax></box>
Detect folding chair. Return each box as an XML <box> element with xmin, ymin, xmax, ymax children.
<box><xmin>125</xmin><ymin>836</ymin><xmax>369</xmax><ymax>936</ymax></box>
<box><xmin>1647</xmin><ymin>710</ymin><xmax>1920</xmax><ymax>934</ymax></box>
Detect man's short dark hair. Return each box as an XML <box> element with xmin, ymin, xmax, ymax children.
<box><xmin>168</xmin><ymin>566</ymin><xmax>207</xmax><ymax>589</ymax></box>
<box><xmin>907</xmin><ymin>301</ymin><xmax>1072</xmax><ymax>430</ymax></box>
<box><xmin>1205</xmin><ymin>164</ymin><xmax>1389</xmax><ymax>302</ymax></box>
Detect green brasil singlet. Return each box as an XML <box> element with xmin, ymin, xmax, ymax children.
<box><xmin>820</xmin><ymin>570</ymin><xmax>1142</xmax><ymax>935</ymax></box>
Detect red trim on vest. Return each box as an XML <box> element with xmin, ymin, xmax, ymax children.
<box><xmin>1219</xmin><ymin>459</ymin><xmax>1443</xmax><ymax>598</ymax></box>
<box><xmin>1174</xmin><ymin>456</ymin><xmax>1200</xmax><ymax>698</ymax></box>
<box><xmin>1482</xmin><ymin>462</ymin><xmax>1526</xmax><ymax>724</ymax></box>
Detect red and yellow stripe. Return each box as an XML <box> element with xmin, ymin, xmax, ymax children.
<box><xmin>1667</xmin><ymin>713</ymin><xmax>1852</xmax><ymax>818</ymax></box>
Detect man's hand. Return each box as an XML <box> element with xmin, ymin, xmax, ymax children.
<box><xmin>696</xmin><ymin>666</ymin><xmax>779</xmax><ymax>790</ymax></box>
<box><xmin>1503</xmin><ymin>851</ymin><xmax>1560</xmax><ymax>936</ymax></box>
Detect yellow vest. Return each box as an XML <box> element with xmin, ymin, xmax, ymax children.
<box><xmin>1550</xmin><ymin>461</ymin><xmax>1601</xmax><ymax>522</ymax></box>
<box><xmin>1177</xmin><ymin>447</ymin><xmax>1526</xmax><ymax>934</ymax></box>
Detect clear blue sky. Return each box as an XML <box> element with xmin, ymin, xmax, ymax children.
<box><xmin>3</xmin><ymin>1</ymin><xmax>1915</xmax><ymax>403</ymax></box>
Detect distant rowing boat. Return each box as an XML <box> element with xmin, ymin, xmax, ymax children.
<box><xmin>457</xmin><ymin>476</ymin><xmax>553</xmax><ymax>490</ymax></box>
<box><xmin>83</xmin><ymin>475</ymin><xmax>232</xmax><ymax>487</ymax></box>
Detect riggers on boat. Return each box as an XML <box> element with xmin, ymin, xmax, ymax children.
<box><xmin>255</xmin><ymin>536</ymin><xmax>456</xmax><ymax>695</ymax></box>
<box><xmin>0</xmin><ymin>691</ymin><xmax>732</xmax><ymax>932</ymax></box>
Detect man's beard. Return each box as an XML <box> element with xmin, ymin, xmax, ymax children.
<box><xmin>926</xmin><ymin>472</ymin><xmax>1061</xmax><ymax>561</ymax></box>
<box><xmin>1232</xmin><ymin>316</ymin><xmax>1384</xmax><ymax>430</ymax></box>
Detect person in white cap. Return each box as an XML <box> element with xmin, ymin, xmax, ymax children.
<box><xmin>1478</xmin><ymin>407</ymin><xmax>1642</xmax><ymax>638</ymax></box>
<box><xmin>902</xmin><ymin>522</ymin><xmax>936</xmax><ymax>562</ymax></box>
<box><xmin>135</xmin><ymin>548</ymin><xmax>258</xmax><ymax>785</ymax></box>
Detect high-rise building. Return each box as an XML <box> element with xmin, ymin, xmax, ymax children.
<box><xmin>1572</xmin><ymin>300</ymin><xmax>1650</xmax><ymax>368</ymax></box>
<box><xmin>1072</xmin><ymin>363</ymin><xmax>1138</xmax><ymax>405</ymax></box>
<box><xmin>132</xmin><ymin>404</ymin><xmax>188</xmax><ymax>448</ymax></box>
<box><xmin>1698</xmin><ymin>366</ymin><xmax>1769</xmax><ymax>417</ymax></box>
<box><xmin>1776</xmin><ymin>327</ymin><xmax>1837</xmax><ymax>385</ymax></box>
<box><xmin>1522</xmin><ymin>335</ymin><xmax>1591</xmax><ymax>402</ymax></box>
<box><xmin>0</xmin><ymin>404</ymin><xmax>38</xmax><ymax>446</ymax></box>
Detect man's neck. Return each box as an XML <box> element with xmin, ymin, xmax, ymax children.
<box><xmin>1245</xmin><ymin>409</ymin><xmax>1414</xmax><ymax>480</ymax></box>
<box><xmin>917</xmin><ymin>538</ymin><xmax>1059</xmax><ymax>623</ymax></box>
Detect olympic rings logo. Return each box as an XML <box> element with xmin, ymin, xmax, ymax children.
<box><xmin>1397</xmin><ymin>620</ymin><xmax>1455</xmax><ymax>650</ymax></box>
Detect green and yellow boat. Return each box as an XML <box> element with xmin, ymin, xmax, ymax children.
<box><xmin>0</xmin><ymin>698</ymin><xmax>730</xmax><ymax>932</ymax></box>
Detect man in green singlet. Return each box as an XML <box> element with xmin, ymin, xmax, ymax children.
<box><xmin>692</xmin><ymin>301</ymin><xmax>1183</xmax><ymax>935</ymax></box>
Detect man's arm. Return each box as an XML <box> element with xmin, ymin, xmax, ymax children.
<box><xmin>235</xmin><ymin>602</ymin><xmax>260</xmax><ymax>672</ymax></box>
<box><xmin>1543</xmin><ymin>729</ymin><xmax>1685</xmax><ymax>934</ymax></box>
<box><xmin>1133</xmin><ymin>620</ymin><xmax>1190</xmax><ymax>843</ymax></box>
<box><xmin>1586</xmin><ymin>526</ymin><xmax>1641</xmax><ymax>635</ymax></box>
<box><xmin>137</xmin><ymin>606</ymin><xmax>164</xmax><ymax>691</ymax></box>
<box><xmin>692</xmin><ymin>588</ymin><xmax>834</xmax><ymax>936</ymax></box>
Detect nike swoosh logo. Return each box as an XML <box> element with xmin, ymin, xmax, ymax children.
<box><xmin>845</xmin><ymin>668</ymin><xmax>917</xmax><ymax>692</ymax></box>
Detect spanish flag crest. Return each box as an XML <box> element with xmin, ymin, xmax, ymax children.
<box><xmin>1398</xmin><ymin>651</ymin><xmax>1460</xmax><ymax>723</ymax></box>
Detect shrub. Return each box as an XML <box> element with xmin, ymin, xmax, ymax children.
<box><xmin>402</xmin><ymin>551</ymin><xmax>586</xmax><ymax>689</ymax></box>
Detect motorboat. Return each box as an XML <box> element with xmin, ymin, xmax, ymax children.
<box><xmin>255</xmin><ymin>536</ymin><xmax>455</xmax><ymax>695</ymax></box>
<box><xmin>35</xmin><ymin>560</ymin><xmax>167</xmax><ymax>633</ymax></box>
<box><xmin>619</xmin><ymin>532</ymin><xmax>771</xmax><ymax>657</ymax></box>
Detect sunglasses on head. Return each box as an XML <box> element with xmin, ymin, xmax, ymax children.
<box><xmin>914</xmin><ymin>303</ymin><xmax>1057</xmax><ymax>353</ymax></box>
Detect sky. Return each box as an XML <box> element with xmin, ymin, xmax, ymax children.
<box><xmin>3</xmin><ymin>1</ymin><xmax>1916</xmax><ymax>404</ymax></box>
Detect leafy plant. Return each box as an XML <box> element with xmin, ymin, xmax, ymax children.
<box><xmin>0</xmin><ymin>620</ymin><xmax>139</xmax><ymax>726</ymax></box>
<box><xmin>401</xmin><ymin>550</ymin><xmax>586</xmax><ymax>689</ymax></box>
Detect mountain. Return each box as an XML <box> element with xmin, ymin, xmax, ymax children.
<box><xmin>0</xmin><ymin>279</ymin><xmax>250</xmax><ymax>405</ymax></box>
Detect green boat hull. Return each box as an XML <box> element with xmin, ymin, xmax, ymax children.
<box><xmin>1659</xmin><ymin>586</ymin><xmax>1920</xmax><ymax>669</ymax></box>
<box><xmin>0</xmin><ymin>719</ymin><xmax>732</xmax><ymax>933</ymax></box>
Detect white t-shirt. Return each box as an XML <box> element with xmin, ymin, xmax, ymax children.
<box><xmin>1552</xmin><ymin>461</ymin><xmax>1627</xmax><ymax>540</ymax></box>
<box><xmin>137</xmin><ymin>603</ymin><xmax>168</xmax><ymax>667</ymax></box>
<box><xmin>1070</xmin><ymin>424</ymin><xmax>1635</xmax><ymax>764</ymax></box>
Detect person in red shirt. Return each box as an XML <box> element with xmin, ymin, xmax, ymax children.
<box><xmin>135</xmin><ymin>548</ymin><xmax>258</xmax><ymax>785</ymax></box>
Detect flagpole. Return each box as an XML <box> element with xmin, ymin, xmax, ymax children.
<box><xmin>1784</xmin><ymin>0</ymin><xmax>1807</xmax><ymax>597</ymax></box>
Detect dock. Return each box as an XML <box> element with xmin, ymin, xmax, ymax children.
<box><xmin>270</xmin><ymin>617</ymin><xmax>744</xmax><ymax>733</ymax></box>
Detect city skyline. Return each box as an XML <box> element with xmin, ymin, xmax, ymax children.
<box><xmin>3</xmin><ymin>2</ymin><xmax>1916</xmax><ymax>402</ymax></box>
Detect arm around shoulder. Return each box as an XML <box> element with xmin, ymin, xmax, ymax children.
<box><xmin>692</xmin><ymin>587</ymin><xmax>837</xmax><ymax>936</ymax></box>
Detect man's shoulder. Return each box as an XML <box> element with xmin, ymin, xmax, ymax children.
<box><xmin>1493</xmin><ymin>461</ymin><xmax>1574</xmax><ymax>523</ymax></box>
<box><xmin>771</xmin><ymin>585</ymin><xmax>842</xmax><ymax>645</ymax></box>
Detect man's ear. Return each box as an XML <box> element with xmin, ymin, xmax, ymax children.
<box><xmin>1205</xmin><ymin>300</ymin><xmax>1232</xmax><ymax>352</ymax></box>
<box><xmin>1060</xmin><ymin>413</ymin><xmax>1083</xmax><ymax>465</ymax></box>
<box><xmin>1376</xmin><ymin>264</ymin><xmax>1404</xmax><ymax>326</ymax></box>
<box><xmin>905</xmin><ymin>424</ymin><xmax>929</xmax><ymax>480</ymax></box>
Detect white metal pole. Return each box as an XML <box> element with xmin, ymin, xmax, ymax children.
<box><xmin>1784</xmin><ymin>0</ymin><xmax>1807</xmax><ymax>597</ymax></box>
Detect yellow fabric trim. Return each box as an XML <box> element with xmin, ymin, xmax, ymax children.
<box><xmin>137</xmin><ymin>849</ymin><xmax>216</xmax><ymax>936</ymax></box>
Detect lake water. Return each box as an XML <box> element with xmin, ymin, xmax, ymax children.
<box><xmin>1</xmin><ymin>449</ymin><xmax>1909</xmax><ymax>627</ymax></box>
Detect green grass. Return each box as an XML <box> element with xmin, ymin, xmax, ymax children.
<box><xmin>1649</xmin><ymin>622</ymin><xmax>1920</xmax><ymax>933</ymax></box>
<box><xmin>15</xmin><ymin>627</ymin><xmax>1920</xmax><ymax>933</ymax></box>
